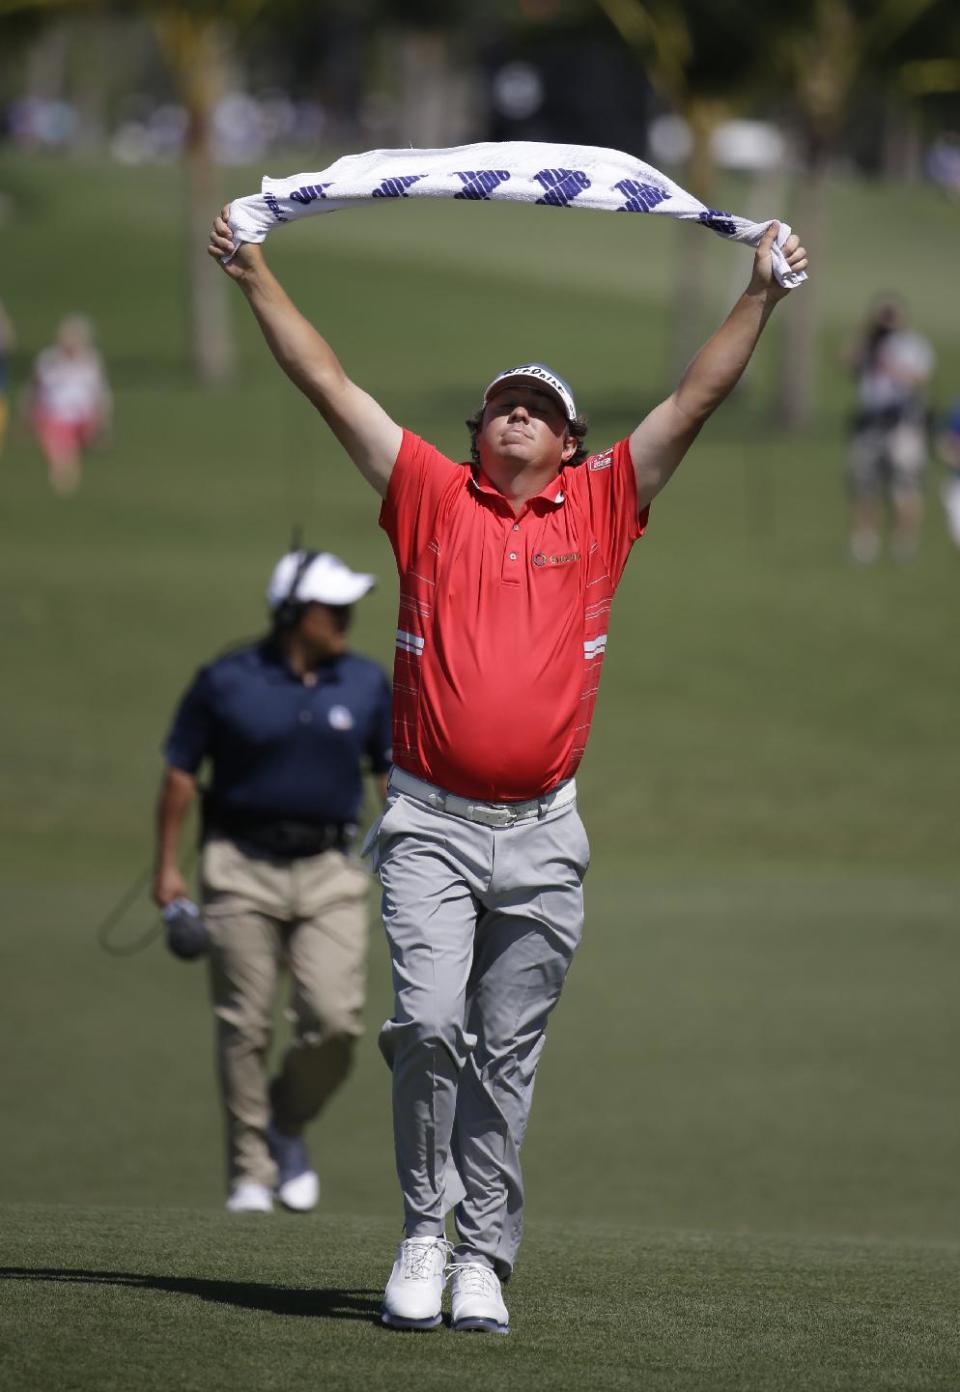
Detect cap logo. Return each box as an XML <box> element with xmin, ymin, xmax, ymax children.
<box><xmin>484</xmin><ymin>361</ymin><xmax>577</xmax><ymax>421</ymax></box>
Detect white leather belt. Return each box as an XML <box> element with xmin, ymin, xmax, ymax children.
<box><xmin>388</xmin><ymin>767</ymin><xmax>576</xmax><ymax>829</ymax></box>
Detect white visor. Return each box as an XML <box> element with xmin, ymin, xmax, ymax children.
<box><xmin>267</xmin><ymin>551</ymin><xmax>376</xmax><ymax>610</ymax></box>
<box><xmin>483</xmin><ymin>362</ymin><xmax>577</xmax><ymax>422</ymax></box>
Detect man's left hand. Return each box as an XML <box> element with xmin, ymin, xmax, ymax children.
<box><xmin>749</xmin><ymin>222</ymin><xmax>808</xmax><ymax>302</ymax></box>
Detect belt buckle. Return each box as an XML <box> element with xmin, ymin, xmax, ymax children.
<box><xmin>468</xmin><ymin>803</ymin><xmax>514</xmax><ymax>829</ymax></box>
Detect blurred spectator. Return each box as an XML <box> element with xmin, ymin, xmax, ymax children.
<box><xmin>8</xmin><ymin>96</ymin><xmax>79</xmax><ymax>151</ymax></box>
<box><xmin>27</xmin><ymin>315</ymin><xmax>111</xmax><ymax>496</ymax></box>
<box><xmin>0</xmin><ymin>300</ymin><xmax>13</xmax><ymax>458</ymax></box>
<box><xmin>936</xmin><ymin>401</ymin><xmax>960</xmax><ymax>551</ymax></box>
<box><xmin>108</xmin><ymin>93</ymin><xmax>325</xmax><ymax>167</ymax></box>
<box><xmin>926</xmin><ymin>132</ymin><xmax>960</xmax><ymax>199</ymax></box>
<box><xmin>846</xmin><ymin>299</ymin><xmax>935</xmax><ymax>564</ymax></box>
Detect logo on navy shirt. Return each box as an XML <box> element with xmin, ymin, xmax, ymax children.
<box><xmin>328</xmin><ymin>705</ymin><xmax>355</xmax><ymax>731</ymax></box>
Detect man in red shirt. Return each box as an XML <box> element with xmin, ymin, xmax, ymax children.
<box><xmin>209</xmin><ymin>209</ymin><xmax>807</xmax><ymax>1334</ymax></box>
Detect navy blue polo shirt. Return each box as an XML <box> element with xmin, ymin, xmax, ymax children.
<box><xmin>164</xmin><ymin>640</ymin><xmax>392</xmax><ymax>824</ymax></box>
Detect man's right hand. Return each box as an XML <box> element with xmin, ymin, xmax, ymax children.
<box><xmin>153</xmin><ymin>865</ymin><xmax>189</xmax><ymax>909</ymax></box>
<box><xmin>207</xmin><ymin>205</ymin><xmax>263</xmax><ymax>283</ymax></box>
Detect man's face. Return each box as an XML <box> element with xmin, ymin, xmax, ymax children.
<box><xmin>479</xmin><ymin>383</ymin><xmax>575</xmax><ymax>471</ymax></box>
<box><xmin>297</xmin><ymin>602</ymin><xmax>352</xmax><ymax>657</ymax></box>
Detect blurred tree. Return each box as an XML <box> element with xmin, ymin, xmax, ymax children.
<box><xmin>764</xmin><ymin>0</ymin><xmax>958</xmax><ymax>427</ymax></box>
<box><xmin>0</xmin><ymin>0</ymin><xmax>274</xmax><ymax>385</ymax></box>
<box><xmin>587</xmin><ymin>0</ymin><xmax>958</xmax><ymax>425</ymax></box>
<box><xmin>590</xmin><ymin>0</ymin><xmax>763</xmax><ymax>378</ymax></box>
<box><xmin>152</xmin><ymin>5</ymin><xmax>239</xmax><ymax>385</ymax></box>
<box><xmin>369</xmin><ymin>0</ymin><xmax>481</xmax><ymax>147</ymax></box>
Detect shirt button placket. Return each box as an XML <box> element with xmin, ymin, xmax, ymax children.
<box><xmin>503</xmin><ymin>516</ymin><xmax>522</xmax><ymax>582</ymax></box>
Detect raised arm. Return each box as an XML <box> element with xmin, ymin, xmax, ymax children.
<box><xmin>208</xmin><ymin>207</ymin><xmax>402</xmax><ymax>498</ymax></box>
<box><xmin>629</xmin><ymin>224</ymin><xmax>808</xmax><ymax>511</ymax></box>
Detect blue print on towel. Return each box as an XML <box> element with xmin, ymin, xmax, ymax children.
<box><xmin>698</xmin><ymin>209</ymin><xmax>737</xmax><ymax>236</ymax></box>
<box><xmin>264</xmin><ymin>192</ymin><xmax>288</xmax><ymax>222</ymax></box>
<box><xmin>534</xmin><ymin>168</ymin><xmax>591</xmax><ymax>207</ymax></box>
<box><xmin>371</xmin><ymin>175</ymin><xmax>425</xmax><ymax>198</ymax></box>
<box><xmin>453</xmin><ymin>170</ymin><xmax>511</xmax><ymax>200</ymax></box>
<box><xmin>290</xmin><ymin>183</ymin><xmax>333</xmax><ymax>206</ymax></box>
<box><xmin>613</xmin><ymin>178</ymin><xmax>668</xmax><ymax>213</ymax></box>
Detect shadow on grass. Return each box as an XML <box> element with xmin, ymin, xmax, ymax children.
<box><xmin>0</xmin><ymin>1267</ymin><xmax>381</xmax><ymax>1322</ymax></box>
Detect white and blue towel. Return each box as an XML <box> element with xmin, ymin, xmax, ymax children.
<box><xmin>227</xmin><ymin>140</ymin><xmax>805</xmax><ymax>289</ymax></box>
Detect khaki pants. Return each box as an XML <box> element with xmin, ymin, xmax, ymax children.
<box><xmin>201</xmin><ymin>836</ymin><xmax>370</xmax><ymax>1189</ymax></box>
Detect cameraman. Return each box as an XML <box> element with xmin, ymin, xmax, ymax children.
<box><xmin>153</xmin><ymin>550</ymin><xmax>391</xmax><ymax>1213</ymax></box>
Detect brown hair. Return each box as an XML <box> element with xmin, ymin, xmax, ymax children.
<box><xmin>465</xmin><ymin>404</ymin><xmax>590</xmax><ymax>468</ymax></box>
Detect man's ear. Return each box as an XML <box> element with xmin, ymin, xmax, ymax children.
<box><xmin>561</xmin><ymin>430</ymin><xmax>578</xmax><ymax>463</ymax></box>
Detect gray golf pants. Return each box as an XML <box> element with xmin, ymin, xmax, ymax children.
<box><xmin>372</xmin><ymin>773</ymin><xmax>589</xmax><ymax>1279</ymax></box>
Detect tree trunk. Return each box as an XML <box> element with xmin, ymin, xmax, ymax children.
<box><xmin>392</xmin><ymin>28</ymin><xmax>474</xmax><ymax>148</ymax></box>
<box><xmin>155</xmin><ymin>12</ymin><xmax>235</xmax><ymax>386</ymax></box>
<box><xmin>184</xmin><ymin>112</ymin><xmax>234</xmax><ymax>386</ymax></box>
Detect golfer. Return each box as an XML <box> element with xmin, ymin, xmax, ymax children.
<box><xmin>208</xmin><ymin>207</ymin><xmax>806</xmax><ymax>1330</ymax></box>
<box><xmin>154</xmin><ymin>549</ymin><xmax>391</xmax><ymax>1214</ymax></box>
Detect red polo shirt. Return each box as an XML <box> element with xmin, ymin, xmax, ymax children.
<box><xmin>380</xmin><ymin>429</ymin><xmax>647</xmax><ymax>801</ymax></box>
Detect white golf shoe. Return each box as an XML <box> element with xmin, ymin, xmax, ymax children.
<box><xmin>266</xmin><ymin>1122</ymin><xmax>320</xmax><ymax>1213</ymax></box>
<box><xmin>381</xmin><ymin>1236</ymin><xmax>450</xmax><ymax>1331</ymax></box>
<box><xmin>225</xmin><ymin>1181</ymin><xmax>273</xmax><ymax>1214</ymax></box>
<box><xmin>276</xmin><ymin>1169</ymin><xmax>320</xmax><ymax>1213</ymax></box>
<box><xmin>449</xmin><ymin>1261</ymin><xmax>509</xmax><ymax>1334</ymax></box>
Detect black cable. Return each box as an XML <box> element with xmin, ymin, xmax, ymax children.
<box><xmin>96</xmin><ymin>865</ymin><xmax>162</xmax><ymax>957</ymax></box>
<box><xmin>96</xmin><ymin>846</ymin><xmax>199</xmax><ymax>958</ymax></box>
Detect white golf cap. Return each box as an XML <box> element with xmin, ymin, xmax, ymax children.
<box><xmin>483</xmin><ymin>362</ymin><xmax>578</xmax><ymax>422</ymax></box>
<box><xmin>266</xmin><ymin>550</ymin><xmax>376</xmax><ymax>610</ymax></box>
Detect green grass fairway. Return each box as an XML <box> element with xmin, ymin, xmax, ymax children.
<box><xmin>1</xmin><ymin>155</ymin><xmax>959</xmax><ymax>1389</ymax></box>
<box><xmin>3</xmin><ymin>1207</ymin><xmax>959</xmax><ymax>1392</ymax></box>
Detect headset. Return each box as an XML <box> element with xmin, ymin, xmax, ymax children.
<box><xmin>273</xmin><ymin>547</ymin><xmax>319</xmax><ymax>629</ymax></box>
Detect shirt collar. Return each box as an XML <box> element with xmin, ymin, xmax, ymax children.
<box><xmin>258</xmin><ymin>637</ymin><xmax>343</xmax><ymax>685</ymax></box>
<box><xmin>469</xmin><ymin>467</ymin><xmax>566</xmax><ymax>513</ymax></box>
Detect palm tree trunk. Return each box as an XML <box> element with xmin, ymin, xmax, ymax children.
<box><xmin>155</xmin><ymin>11</ymin><xmax>235</xmax><ymax>386</ymax></box>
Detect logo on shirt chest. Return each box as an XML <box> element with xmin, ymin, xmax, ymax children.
<box><xmin>532</xmin><ymin>550</ymin><xmax>581</xmax><ymax>568</ymax></box>
<box><xmin>328</xmin><ymin>705</ymin><xmax>355</xmax><ymax>731</ymax></box>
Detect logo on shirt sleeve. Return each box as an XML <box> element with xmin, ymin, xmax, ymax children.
<box><xmin>589</xmin><ymin>449</ymin><xmax>613</xmax><ymax>471</ymax></box>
